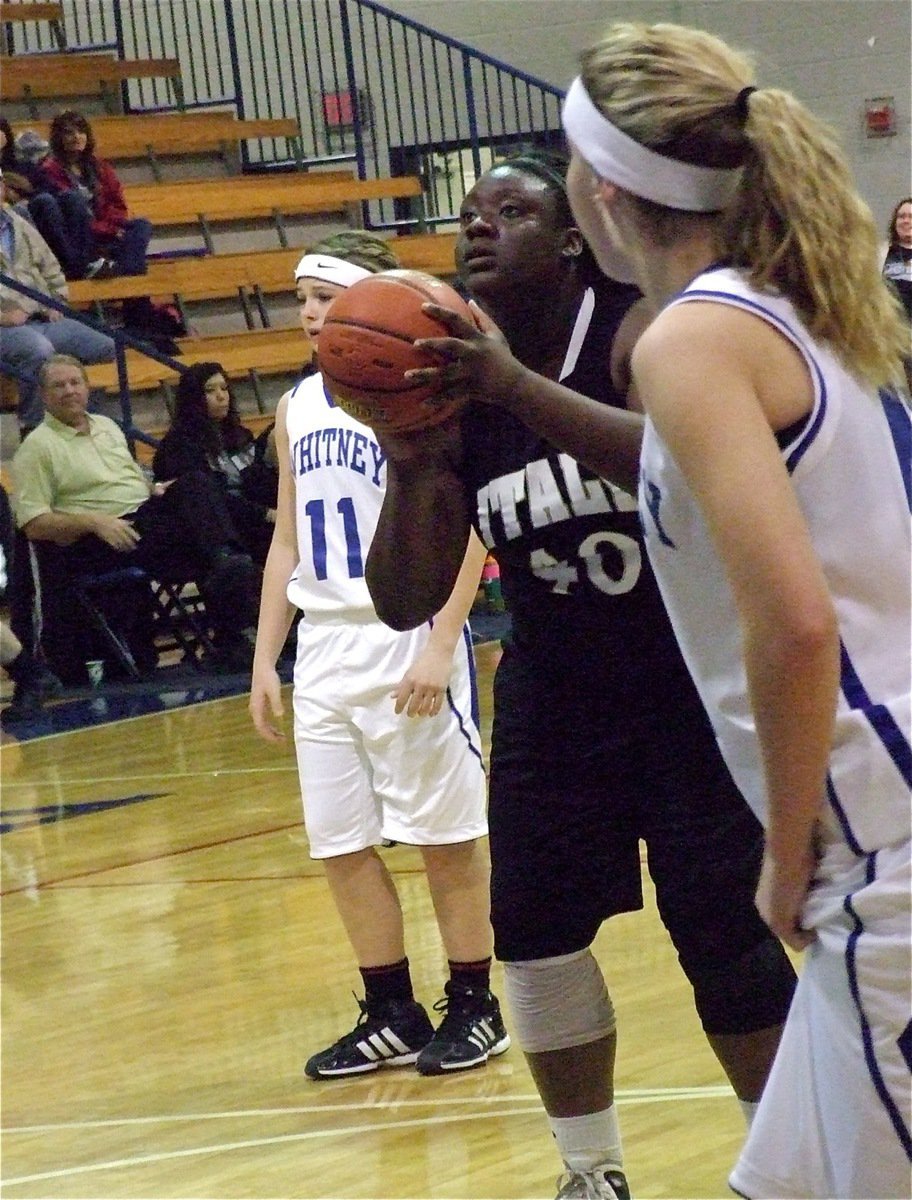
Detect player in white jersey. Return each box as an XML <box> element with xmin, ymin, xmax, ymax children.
<box><xmin>386</xmin><ymin>21</ymin><xmax>910</xmax><ymax>1199</ymax></box>
<box><xmin>249</xmin><ymin>232</ymin><xmax>509</xmax><ymax>1080</ymax></box>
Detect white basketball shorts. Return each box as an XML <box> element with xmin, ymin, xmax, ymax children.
<box><xmin>730</xmin><ymin>836</ymin><xmax>912</xmax><ymax>1199</ymax></box>
<box><xmin>292</xmin><ymin>617</ymin><xmax>487</xmax><ymax>858</ymax></box>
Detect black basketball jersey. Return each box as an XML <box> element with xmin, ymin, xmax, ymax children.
<box><xmin>461</xmin><ymin>279</ymin><xmax>700</xmax><ymax>750</ymax></box>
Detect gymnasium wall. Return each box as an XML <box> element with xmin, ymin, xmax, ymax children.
<box><xmin>383</xmin><ymin>0</ymin><xmax>912</xmax><ymax>231</ymax></box>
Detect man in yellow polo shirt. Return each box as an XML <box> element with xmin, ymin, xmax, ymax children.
<box><xmin>10</xmin><ymin>354</ymin><xmax>261</xmax><ymax>681</ymax></box>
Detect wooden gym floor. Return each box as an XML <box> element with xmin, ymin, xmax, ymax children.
<box><xmin>1</xmin><ymin>641</ymin><xmax>749</xmax><ymax>1199</ymax></box>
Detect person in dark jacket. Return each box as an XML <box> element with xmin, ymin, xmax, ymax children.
<box><xmin>153</xmin><ymin>363</ymin><xmax>275</xmax><ymax>564</ymax></box>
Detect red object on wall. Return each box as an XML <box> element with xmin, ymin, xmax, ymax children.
<box><xmin>864</xmin><ymin>97</ymin><xmax>896</xmax><ymax>138</ymax></box>
<box><xmin>322</xmin><ymin>90</ymin><xmax>356</xmax><ymax>128</ymax></box>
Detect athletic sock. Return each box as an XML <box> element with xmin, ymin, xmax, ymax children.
<box><xmin>360</xmin><ymin>957</ymin><xmax>414</xmax><ymax>1010</ymax></box>
<box><xmin>550</xmin><ymin>1106</ymin><xmax>624</xmax><ymax>1173</ymax></box>
<box><xmin>739</xmin><ymin>1098</ymin><xmax>759</xmax><ymax>1127</ymax></box>
<box><xmin>448</xmin><ymin>957</ymin><xmax>493</xmax><ymax>995</ymax></box>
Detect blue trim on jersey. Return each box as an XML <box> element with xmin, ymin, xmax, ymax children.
<box><xmin>428</xmin><ymin>618</ymin><xmax>484</xmax><ymax>767</ymax></box>
<box><xmin>679</xmin><ymin>288</ymin><xmax>827</xmax><ymax>473</ymax></box>
<box><xmin>826</xmin><ymin>776</ymin><xmax>863</xmax><ymax>857</ymax></box>
<box><xmin>840</xmin><ymin>640</ymin><xmax>912</xmax><ymax>789</ymax></box>
<box><xmin>880</xmin><ymin>389</ymin><xmax>912</xmax><ymax>511</ymax></box>
<box><xmin>843</xmin><ymin>853</ymin><xmax>912</xmax><ymax>1161</ymax></box>
<box><xmin>463</xmin><ymin>622</ymin><xmax>480</xmax><ymax>727</ymax></box>
<box><xmin>323</xmin><ymin>383</ymin><xmax>337</xmax><ymax>409</ymax></box>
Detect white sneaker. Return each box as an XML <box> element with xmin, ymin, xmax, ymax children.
<box><xmin>555</xmin><ymin>1166</ymin><xmax>630</xmax><ymax>1199</ymax></box>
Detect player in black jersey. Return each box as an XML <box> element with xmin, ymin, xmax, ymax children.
<box><xmin>366</xmin><ymin>152</ymin><xmax>797</xmax><ymax>1200</ymax></box>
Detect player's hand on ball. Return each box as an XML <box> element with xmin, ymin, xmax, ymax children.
<box><xmin>410</xmin><ymin>300</ymin><xmax>526</xmax><ymax>405</ymax></box>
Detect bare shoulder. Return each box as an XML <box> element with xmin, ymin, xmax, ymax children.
<box><xmin>633</xmin><ymin>299</ymin><xmax>813</xmax><ymax>428</ymax></box>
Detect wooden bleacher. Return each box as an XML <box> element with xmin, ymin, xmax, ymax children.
<box><xmin>83</xmin><ymin>328</ymin><xmax>311</xmax><ymax>406</ymax></box>
<box><xmin>0</xmin><ymin>2</ymin><xmax>65</xmax><ymax>49</ymax></box>
<box><xmin>77</xmin><ymin>233</ymin><xmax>458</xmax><ymax>402</ymax></box>
<box><xmin>115</xmin><ymin>174</ymin><xmax>425</xmax><ymax>250</ymax></box>
<box><xmin>123</xmin><ymin>173</ymin><xmax>424</xmax><ymax>223</ymax></box>
<box><xmin>10</xmin><ymin>112</ymin><xmax>306</xmax><ymax>177</ymax></box>
<box><xmin>0</xmin><ymin>32</ymin><xmax>442</xmax><ymax>429</ymax></box>
<box><xmin>68</xmin><ymin>233</ymin><xmax>458</xmax><ymax>311</ymax></box>
<box><xmin>1</xmin><ymin>51</ymin><xmax>184</xmax><ymax>114</ymax></box>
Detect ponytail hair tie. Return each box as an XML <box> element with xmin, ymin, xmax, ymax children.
<box><xmin>735</xmin><ymin>86</ymin><xmax>757</xmax><ymax>121</ymax></box>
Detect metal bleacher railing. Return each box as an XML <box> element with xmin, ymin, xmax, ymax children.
<box><xmin>4</xmin><ymin>0</ymin><xmax>565</xmax><ymax>230</ymax></box>
<box><xmin>0</xmin><ymin>271</ymin><xmax>177</xmax><ymax>450</ymax></box>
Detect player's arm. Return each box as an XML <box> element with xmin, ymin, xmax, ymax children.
<box><xmin>635</xmin><ymin>304</ymin><xmax>840</xmax><ymax>950</ymax></box>
<box><xmin>414</xmin><ymin>301</ymin><xmax>645</xmax><ymax>492</ymax></box>
<box><xmin>391</xmin><ymin>529</ymin><xmax>488</xmax><ymax>717</ymax></box>
<box><xmin>250</xmin><ymin>391</ymin><xmax>299</xmax><ymax>743</ymax></box>
<box><xmin>366</xmin><ymin>418</ymin><xmax>473</xmax><ymax>631</ymax></box>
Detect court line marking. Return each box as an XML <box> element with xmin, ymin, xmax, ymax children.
<box><xmin>1</xmin><ymin>764</ymin><xmax>298</xmax><ymax>790</ymax></box>
<box><xmin>1</xmin><ymin>1086</ymin><xmax>734</xmax><ymax>1132</ymax></box>
<box><xmin>1</xmin><ymin>1090</ymin><xmax>734</xmax><ymax>1186</ymax></box>
<box><xmin>0</xmin><ymin>821</ymin><xmax>307</xmax><ymax>897</ymax></box>
<box><xmin>0</xmin><ymin>689</ymin><xmax>267</xmax><ymax>748</ymax></box>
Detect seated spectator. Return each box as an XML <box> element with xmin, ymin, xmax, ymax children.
<box><xmin>34</xmin><ymin>110</ymin><xmax>152</xmax><ymax>282</ymax></box>
<box><xmin>10</xmin><ymin>355</ymin><xmax>263</xmax><ymax>681</ymax></box>
<box><xmin>0</xmin><ymin>172</ymin><xmax>115</xmax><ymax>434</ymax></box>
<box><xmin>239</xmin><ymin>420</ymin><xmax>279</xmax><ymax>511</ymax></box>
<box><xmin>0</xmin><ymin>483</ymin><xmax>61</xmax><ymax>726</ymax></box>
<box><xmin>0</xmin><ymin>118</ymin><xmax>41</xmax><ymax>212</ymax></box>
<box><xmin>153</xmin><ymin>363</ymin><xmax>275</xmax><ymax>564</ymax></box>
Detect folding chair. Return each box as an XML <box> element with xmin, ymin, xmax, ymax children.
<box><xmin>74</xmin><ymin>567</ymin><xmax>217</xmax><ymax>678</ymax></box>
<box><xmin>73</xmin><ymin>566</ymin><xmax>152</xmax><ymax>680</ymax></box>
<box><xmin>149</xmin><ymin>576</ymin><xmax>216</xmax><ymax>669</ymax></box>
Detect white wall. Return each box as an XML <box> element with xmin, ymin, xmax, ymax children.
<box><xmin>384</xmin><ymin>0</ymin><xmax>912</xmax><ymax>228</ymax></box>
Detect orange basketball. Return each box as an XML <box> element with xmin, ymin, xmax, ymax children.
<box><xmin>317</xmin><ymin>269</ymin><xmax>471</xmax><ymax>434</ymax></box>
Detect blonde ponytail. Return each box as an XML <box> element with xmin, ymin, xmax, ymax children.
<box><xmin>580</xmin><ymin>23</ymin><xmax>909</xmax><ymax>389</ymax></box>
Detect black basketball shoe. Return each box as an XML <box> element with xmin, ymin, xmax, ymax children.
<box><xmin>304</xmin><ymin>997</ymin><xmax>434</xmax><ymax>1080</ymax></box>
<box><xmin>415</xmin><ymin>981</ymin><xmax>511</xmax><ymax>1075</ymax></box>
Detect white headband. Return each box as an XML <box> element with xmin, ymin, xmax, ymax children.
<box><xmin>294</xmin><ymin>253</ymin><xmax>372</xmax><ymax>287</ymax></box>
<box><xmin>562</xmin><ymin>76</ymin><xmax>741</xmax><ymax>212</ymax></box>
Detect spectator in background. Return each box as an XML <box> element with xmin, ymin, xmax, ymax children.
<box><xmin>0</xmin><ymin>118</ymin><xmax>41</xmax><ymax>212</ymax></box>
<box><xmin>35</xmin><ymin>110</ymin><xmax>152</xmax><ymax>282</ymax></box>
<box><xmin>883</xmin><ymin>196</ymin><xmax>912</xmax><ymax>323</ymax></box>
<box><xmin>10</xmin><ymin>355</ymin><xmax>264</xmax><ymax>680</ymax></box>
<box><xmin>0</xmin><ymin>171</ymin><xmax>114</xmax><ymax>435</ymax></box>
<box><xmin>153</xmin><ymin>363</ymin><xmax>276</xmax><ymax>565</ymax></box>
<box><xmin>0</xmin><ymin>483</ymin><xmax>61</xmax><ymax>727</ymax></box>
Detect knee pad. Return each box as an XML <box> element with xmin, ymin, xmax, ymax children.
<box><xmin>504</xmin><ymin>948</ymin><xmax>616</xmax><ymax>1054</ymax></box>
<box><xmin>687</xmin><ymin>936</ymin><xmax>797</xmax><ymax>1036</ymax></box>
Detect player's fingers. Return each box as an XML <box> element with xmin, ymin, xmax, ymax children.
<box><xmin>466</xmin><ymin>298</ymin><xmax>500</xmax><ymax>333</ymax></box>
<box><xmin>421</xmin><ymin>301</ymin><xmax>477</xmax><ymax>335</ymax></box>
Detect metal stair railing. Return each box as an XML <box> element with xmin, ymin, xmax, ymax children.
<box><xmin>5</xmin><ymin>0</ymin><xmax>564</xmax><ymax>229</ymax></box>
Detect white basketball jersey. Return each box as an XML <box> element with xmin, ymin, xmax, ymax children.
<box><xmin>285</xmin><ymin>372</ymin><xmax>387</xmax><ymax>621</ymax></box>
<box><xmin>640</xmin><ymin>267</ymin><xmax>911</xmax><ymax>853</ymax></box>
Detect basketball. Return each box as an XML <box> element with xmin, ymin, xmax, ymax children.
<box><xmin>317</xmin><ymin>269</ymin><xmax>472</xmax><ymax>434</ymax></box>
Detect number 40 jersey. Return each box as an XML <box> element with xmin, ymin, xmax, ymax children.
<box><xmin>285</xmin><ymin>373</ymin><xmax>387</xmax><ymax>623</ymax></box>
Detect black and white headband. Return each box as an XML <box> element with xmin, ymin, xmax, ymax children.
<box><xmin>562</xmin><ymin>76</ymin><xmax>742</xmax><ymax>212</ymax></box>
<box><xmin>294</xmin><ymin>253</ymin><xmax>372</xmax><ymax>287</ymax></box>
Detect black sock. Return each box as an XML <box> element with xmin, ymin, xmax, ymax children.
<box><xmin>360</xmin><ymin>957</ymin><xmax>413</xmax><ymax>1011</ymax></box>
<box><xmin>448</xmin><ymin>957</ymin><xmax>492</xmax><ymax>995</ymax></box>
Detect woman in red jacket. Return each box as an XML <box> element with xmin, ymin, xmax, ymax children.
<box><xmin>35</xmin><ymin>110</ymin><xmax>152</xmax><ymax>281</ymax></box>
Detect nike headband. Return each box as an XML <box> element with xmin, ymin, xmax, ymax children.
<box><xmin>561</xmin><ymin>76</ymin><xmax>742</xmax><ymax>212</ymax></box>
<box><xmin>294</xmin><ymin>254</ymin><xmax>373</xmax><ymax>287</ymax></box>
